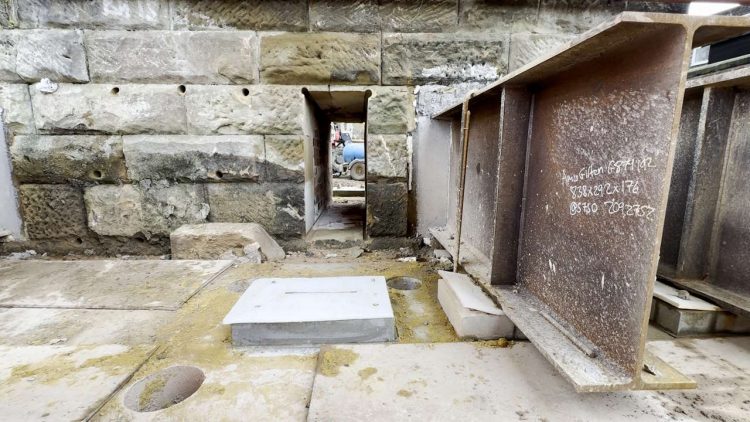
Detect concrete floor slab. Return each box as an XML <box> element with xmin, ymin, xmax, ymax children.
<box><xmin>307</xmin><ymin>338</ymin><xmax>750</xmax><ymax>421</ymax></box>
<box><xmin>0</xmin><ymin>308</ymin><xmax>173</xmax><ymax>346</ymax></box>
<box><xmin>0</xmin><ymin>259</ymin><xmax>231</xmax><ymax>310</ymax></box>
<box><xmin>0</xmin><ymin>344</ymin><xmax>154</xmax><ymax>421</ymax></box>
<box><xmin>224</xmin><ymin>276</ymin><xmax>395</xmax><ymax>345</ymax></box>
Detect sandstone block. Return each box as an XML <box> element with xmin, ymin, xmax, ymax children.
<box><xmin>185</xmin><ymin>85</ymin><xmax>305</xmax><ymax>136</ymax></box>
<box><xmin>367</xmin><ymin>134</ymin><xmax>408</xmax><ymax>181</ymax></box>
<box><xmin>0</xmin><ymin>32</ymin><xmax>21</xmax><ymax>82</ymax></box>
<box><xmin>625</xmin><ymin>2</ymin><xmax>689</xmax><ymax>13</ymax></box>
<box><xmin>123</xmin><ymin>135</ymin><xmax>264</xmax><ymax>182</ymax></box>
<box><xmin>17</xmin><ymin>0</ymin><xmax>169</xmax><ymax>29</ymax></box>
<box><xmin>172</xmin><ymin>0</ymin><xmax>308</xmax><ymax>31</ymax></box>
<box><xmin>367</xmin><ymin>86</ymin><xmax>415</xmax><ymax>135</ymax></box>
<box><xmin>31</xmin><ymin>83</ymin><xmax>187</xmax><ymax>134</ymax></box>
<box><xmin>86</xmin><ymin>31</ymin><xmax>258</xmax><ymax>84</ymax></box>
<box><xmin>310</xmin><ymin>0</ymin><xmax>380</xmax><ymax>32</ymax></box>
<box><xmin>382</xmin><ymin>33</ymin><xmax>508</xmax><ymax>85</ymax></box>
<box><xmin>0</xmin><ymin>84</ymin><xmax>35</xmax><ymax>134</ymax></box>
<box><xmin>415</xmin><ymin>83</ymin><xmax>485</xmax><ymax>116</ymax></box>
<box><xmin>11</xmin><ymin>135</ymin><xmax>126</xmax><ymax>183</ymax></box>
<box><xmin>535</xmin><ymin>0</ymin><xmax>624</xmax><ymax>34</ymax></box>
<box><xmin>0</xmin><ymin>1</ymin><xmax>15</xmax><ymax>29</ymax></box>
<box><xmin>260</xmin><ymin>33</ymin><xmax>380</xmax><ymax>85</ymax></box>
<box><xmin>458</xmin><ymin>0</ymin><xmax>541</xmax><ymax>33</ymax></box>
<box><xmin>19</xmin><ymin>184</ymin><xmax>88</xmax><ymax>240</ymax></box>
<box><xmin>264</xmin><ymin>135</ymin><xmax>305</xmax><ymax>183</ymax></box>
<box><xmin>207</xmin><ymin>183</ymin><xmax>305</xmax><ymax>237</ymax></box>
<box><xmin>15</xmin><ymin>30</ymin><xmax>88</xmax><ymax>83</ymax></box>
<box><xmin>367</xmin><ymin>182</ymin><xmax>407</xmax><ymax>237</ymax></box>
<box><xmin>380</xmin><ymin>0</ymin><xmax>457</xmax><ymax>33</ymax></box>
<box><xmin>509</xmin><ymin>32</ymin><xmax>575</xmax><ymax>71</ymax></box>
<box><xmin>85</xmin><ymin>183</ymin><xmax>209</xmax><ymax>237</ymax></box>
<box><xmin>171</xmin><ymin>222</ymin><xmax>285</xmax><ymax>261</ymax></box>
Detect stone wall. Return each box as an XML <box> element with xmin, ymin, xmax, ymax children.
<box><xmin>0</xmin><ymin>0</ymin><xmax>686</xmax><ymax>255</ymax></box>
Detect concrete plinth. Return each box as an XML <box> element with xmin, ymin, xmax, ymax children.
<box><xmin>223</xmin><ymin>276</ymin><xmax>395</xmax><ymax>345</ymax></box>
<box><xmin>170</xmin><ymin>223</ymin><xmax>285</xmax><ymax>261</ymax></box>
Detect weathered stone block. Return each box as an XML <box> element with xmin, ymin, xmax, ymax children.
<box><xmin>458</xmin><ymin>0</ymin><xmax>538</xmax><ymax>33</ymax></box>
<box><xmin>367</xmin><ymin>86</ymin><xmax>415</xmax><ymax>134</ymax></box>
<box><xmin>509</xmin><ymin>32</ymin><xmax>575</xmax><ymax>71</ymax></box>
<box><xmin>260</xmin><ymin>33</ymin><xmax>380</xmax><ymax>85</ymax></box>
<box><xmin>0</xmin><ymin>84</ymin><xmax>35</xmax><ymax>134</ymax></box>
<box><xmin>19</xmin><ymin>184</ymin><xmax>88</xmax><ymax>240</ymax></box>
<box><xmin>0</xmin><ymin>32</ymin><xmax>21</xmax><ymax>82</ymax></box>
<box><xmin>185</xmin><ymin>85</ymin><xmax>305</xmax><ymax>135</ymax></box>
<box><xmin>11</xmin><ymin>135</ymin><xmax>126</xmax><ymax>183</ymax></box>
<box><xmin>207</xmin><ymin>183</ymin><xmax>305</xmax><ymax>237</ymax></box>
<box><xmin>0</xmin><ymin>0</ymin><xmax>16</xmax><ymax>29</ymax></box>
<box><xmin>367</xmin><ymin>134</ymin><xmax>408</xmax><ymax>181</ymax></box>
<box><xmin>535</xmin><ymin>0</ymin><xmax>624</xmax><ymax>34</ymax></box>
<box><xmin>171</xmin><ymin>222</ymin><xmax>285</xmax><ymax>261</ymax></box>
<box><xmin>381</xmin><ymin>0</ymin><xmax>457</xmax><ymax>32</ymax></box>
<box><xmin>31</xmin><ymin>83</ymin><xmax>187</xmax><ymax>134</ymax></box>
<box><xmin>123</xmin><ymin>135</ymin><xmax>265</xmax><ymax>182</ymax></box>
<box><xmin>265</xmin><ymin>135</ymin><xmax>305</xmax><ymax>183</ymax></box>
<box><xmin>310</xmin><ymin>0</ymin><xmax>380</xmax><ymax>32</ymax></box>
<box><xmin>172</xmin><ymin>0</ymin><xmax>308</xmax><ymax>31</ymax></box>
<box><xmin>18</xmin><ymin>0</ymin><xmax>169</xmax><ymax>29</ymax></box>
<box><xmin>86</xmin><ymin>31</ymin><xmax>258</xmax><ymax>84</ymax></box>
<box><xmin>15</xmin><ymin>30</ymin><xmax>88</xmax><ymax>83</ymax></box>
<box><xmin>367</xmin><ymin>182</ymin><xmax>407</xmax><ymax>236</ymax></box>
<box><xmin>382</xmin><ymin>33</ymin><xmax>509</xmax><ymax>85</ymax></box>
<box><xmin>415</xmin><ymin>83</ymin><xmax>484</xmax><ymax>116</ymax></box>
<box><xmin>625</xmin><ymin>2</ymin><xmax>689</xmax><ymax>13</ymax></box>
<box><xmin>85</xmin><ymin>183</ymin><xmax>209</xmax><ymax>237</ymax></box>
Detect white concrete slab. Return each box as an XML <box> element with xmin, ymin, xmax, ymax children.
<box><xmin>654</xmin><ymin>280</ymin><xmax>721</xmax><ymax>311</ymax></box>
<box><xmin>0</xmin><ymin>344</ymin><xmax>154</xmax><ymax>421</ymax></box>
<box><xmin>224</xmin><ymin>276</ymin><xmax>395</xmax><ymax>345</ymax></box>
<box><xmin>438</xmin><ymin>270</ymin><xmax>502</xmax><ymax>315</ymax></box>
<box><xmin>438</xmin><ymin>279</ymin><xmax>514</xmax><ymax>339</ymax></box>
<box><xmin>0</xmin><ymin>260</ymin><xmax>232</xmax><ymax>310</ymax></box>
<box><xmin>308</xmin><ymin>338</ymin><xmax>750</xmax><ymax>421</ymax></box>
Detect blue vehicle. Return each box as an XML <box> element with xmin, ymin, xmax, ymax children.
<box><xmin>333</xmin><ymin>132</ymin><xmax>366</xmax><ymax>181</ymax></box>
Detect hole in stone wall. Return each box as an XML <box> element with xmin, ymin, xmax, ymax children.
<box><xmin>111</xmin><ymin>87</ymin><xmax>120</xmax><ymax>95</ymax></box>
<box><xmin>214</xmin><ymin>170</ymin><xmax>224</xmax><ymax>179</ymax></box>
<box><xmin>387</xmin><ymin>276</ymin><xmax>422</xmax><ymax>291</ymax></box>
<box><xmin>124</xmin><ymin>366</ymin><xmax>205</xmax><ymax>413</ymax></box>
<box><xmin>241</xmin><ymin>88</ymin><xmax>250</xmax><ymax>97</ymax></box>
<box><xmin>178</xmin><ymin>85</ymin><xmax>186</xmax><ymax>94</ymax></box>
<box><xmin>91</xmin><ymin>170</ymin><xmax>103</xmax><ymax>179</ymax></box>
<box><xmin>75</xmin><ymin>237</ymin><xmax>83</xmax><ymax>244</ymax></box>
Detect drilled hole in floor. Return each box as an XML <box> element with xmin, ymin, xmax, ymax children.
<box><xmin>178</xmin><ymin>85</ymin><xmax>186</xmax><ymax>94</ymax></box>
<box><xmin>111</xmin><ymin>87</ymin><xmax>120</xmax><ymax>95</ymax></box>
<box><xmin>387</xmin><ymin>276</ymin><xmax>422</xmax><ymax>291</ymax></box>
<box><xmin>241</xmin><ymin>88</ymin><xmax>250</xmax><ymax>96</ymax></box>
<box><xmin>124</xmin><ymin>366</ymin><xmax>205</xmax><ymax>413</ymax></box>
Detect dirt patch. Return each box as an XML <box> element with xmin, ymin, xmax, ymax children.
<box><xmin>319</xmin><ymin>348</ymin><xmax>359</xmax><ymax>377</ymax></box>
<box><xmin>358</xmin><ymin>367</ymin><xmax>378</xmax><ymax>380</ymax></box>
<box><xmin>473</xmin><ymin>338</ymin><xmax>511</xmax><ymax>348</ymax></box>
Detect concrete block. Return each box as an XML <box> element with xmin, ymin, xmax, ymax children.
<box><xmin>17</xmin><ymin>0</ymin><xmax>169</xmax><ymax>29</ymax></box>
<box><xmin>367</xmin><ymin>86</ymin><xmax>415</xmax><ymax>135</ymax></box>
<box><xmin>382</xmin><ymin>33</ymin><xmax>509</xmax><ymax>85</ymax></box>
<box><xmin>185</xmin><ymin>85</ymin><xmax>305</xmax><ymax>136</ymax></box>
<box><xmin>438</xmin><ymin>280</ymin><xmax>513</xmax><ymax>339</ymax></box>
<box><xmin>415</xmin><ymin>83</ymin><xmax>484</xmax><ymax>117</ymax></box>
<box><xmin>380</xmin><ymin>0</ymin><xmax>457</xmax><ymax>33</ymax></box>
<box><xmin>11</xmin><ymin>135</ymin><xmax>127</xmax><ymax>183</ymax></box>
<box><xmin>366</xmin><ymin>182</ymin><xmax>407</xmax><ymax>237</ymax></box>
<box><xmin>85</xmin><ymin>31</ymin><xmax>258</xmax><ymax>84</ymax></box>
<box><xmin>15</xmin><ymin>30</ymin><xmax>88</xmax><ymax>83</ymax></box>
<box><xmin>0</xmin><ymin>84</ymin><xmax>35</xmax><ymax>134</ymax></box>
<box><xmin>223</xmin><ymin>276</ymin><xmax>395</xmax><ymax>345</ymax></box>
<box><xmin>310</xmin><ymin>0</ymin><xmax>380</xmax><ymax>32</ymax></box>
<box><xmin>85</xmin><ymin>183</ymin><xmax>209</xmax><ymax>237</ymax></box>
<box><xmin>264</xmin><ymin>135</ymin><xmax>305</xmax><ymax>183</ymax></box>
<box><xmin>509</xmin><ymin>32</ymin><xmax>575</xmax><ymax>71</ymax></box>
<box><xmin>19</xmin><ymin>184</ymin><xmax>88</xmax><ymax>240</ymax></box>
<box><xmin>172</xmin><ymin>0</ymin><xmax>308</xmax><ymax>31</ymax></box>
<box><xmin>260</xmin><ymin>32</ymin><xmax>380</xmax><ymax>85</ymax></box>
<box><xmin>31</xmin><ymin>83</ymin><xmax>187</xmax><ymax>134</ymax></box>
<box><xmin>0</xmin><ymin>32</ymin><xmax>21</xmax><ymax>82</ymax></box>
<box><xmin>207</xmin><ymin>183</ymin><xmax>305</xmax><ymax>238</ymax></box>
<box><xmin>171</xmin><ymin>222</ymin><xmax>285</xmax><ymax>261</ymax></box>
<box><xmin>366</xmin><ymin>134</ymin><xmax>408</xmax><ymax>181</ymax></box>
<box><xmin>122</xmin><ymin>135</ymin><xmax>264</xmax><ymax>182</ymax></box>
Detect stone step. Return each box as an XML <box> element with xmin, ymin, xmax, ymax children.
<box><xmin>170</xmin><ymin>223</ymin><xmax>285</xmax><ymax>261</ymax></box>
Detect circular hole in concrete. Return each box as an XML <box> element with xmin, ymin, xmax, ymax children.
<box><xmin>178</xmin><ymin>85</ymin><xmax>186</xmax><ymax>94</ymax></box>
<box><xmin>111</xmin><ymin>87</ymin><xmax>120</xmax><ymax>95</ymax></box>
<box><xmin>241</xmin><ymin>88</ymin><xmax>250</xmax><ymax>96</ymax></box>
<box><xmin>387</xmin><ymin>276</ymin><xmax>422</xmax><ymax>291</ymax></box>
<box><xmin>124</xmin><ymin>366</ymin><xmax>205</xmax><ymax>413</ymax></box>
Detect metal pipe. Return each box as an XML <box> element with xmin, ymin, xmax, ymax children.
<box><xmin>453</xmin><ymin>101</ymin><xmax>471</xmax><ymax>272</ymax></box>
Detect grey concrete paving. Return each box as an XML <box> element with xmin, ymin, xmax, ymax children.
<box><xmin>0</xmin><ymin>259</ymin><xmax>231</xmax><ymax>310</ymax></box>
